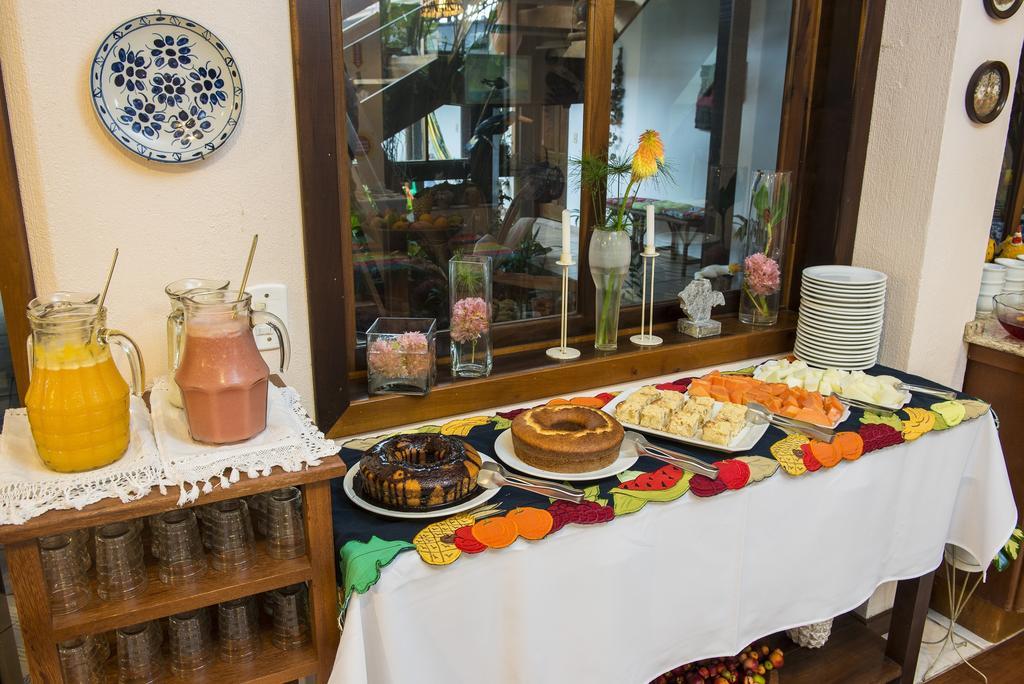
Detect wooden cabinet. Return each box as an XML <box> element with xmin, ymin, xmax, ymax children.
<box><xmin>0</xmin><ymin>457</ymin><xmax>345</xmax><ymax>682</ymax></box>
<box><xmin>930</xmin><ymin>343</ymin><xmax>1024</xmax><ymax>642</ymax></box>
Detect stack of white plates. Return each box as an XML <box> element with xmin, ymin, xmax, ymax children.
<box><xmin>795</xmin><ymin>265</ymin><xmax>887</xmax><ymax>370</ymax></box>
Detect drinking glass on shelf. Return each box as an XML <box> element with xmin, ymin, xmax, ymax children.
<box><xmin>40</xmin><ymin>533</ymin><xmax>90</xmax><ymax>614</ymax></box>
<box><xmin>70</xmin><ymin>527</ymin><xmax>92</xmax><ymax>571</ymax></box>
<box><xmin>201</xmin><ymin>499</ymin><xmax>256</xmax><ymax>571</ymax></box>
<box><xmin>58</xmin><ymin>636</ymin><xmax>103</xmax><ymax>683</ymax></box>
<box><xmin>218</xmin><ymin>596</ymin><xmax>260</xmax><ymax>662</ymax></box>
<box><xmin>167</xmin><ymin>608</ymin><xmax>213</xmax><ymax>675</ymax></box>
<box><xmin>115</xmin><ymin>621</ymin><xmax>162</xmax><ymax>683</ymax></box>
<box><xmin>156</xmin><ymin>509</ymin><xmax>207</xmax><ymax>584</ymax></box>
<box><xmin>248</xmin><ymin>492</ymin><xmax>269</xmax><ymax>536</ymax></box>
<box><xmin>270</xmin><ymin>583</ymin><xmax>310</xmax><ymax>650</ymax></box>
<box><xmin>266</xmin><ymin>487</ymin><xmax>306</xmax><ymax>559</ymax></box>
<box><xmin>95</xmin><ymin>522</ymin><xmax>148</xmax><ymax>601</ymax></box>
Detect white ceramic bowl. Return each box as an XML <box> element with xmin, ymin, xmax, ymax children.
<box><xmin>979</xmin><ymin>283</ymin><xmax>1003</xmax><ymax>295</ymax></box>
<box><xmin>995</xmin><ymin>257</ymin><xmax>1024</xmax><ymax>270</ymax></box>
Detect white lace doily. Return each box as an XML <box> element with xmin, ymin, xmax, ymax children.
<box><xmin>151</xmin><ymin>377</ymin><xmax>339</xmax><ymax>504</ymax></box>
<box><xmin>0</xmin><ymin>396</ymin><xmax>163</xmax><ymax>525</ymax></box>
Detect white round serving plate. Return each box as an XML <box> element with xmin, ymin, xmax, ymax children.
<box><xmin>801</xmin><ymin>279</ymin><xmax>887</xmax><ymax>296</ymax></box>
<box><xmin>90</xmin><ymin>13</ymin><xmax>243</xmax><ymax>163</ymax></box>
<box><xmin>794</xmin><ymin>345</ymin><xmax>878</xmax><ymax>368</ymax></box>
<box><xmin>799</xmin><ymin>296</ymin><xmax>885</xmax><ymax>313</ymax></box>
<box><xmin>800</xmin><ymin>289</ymin><xmax>886</xmax><ymax>308</ymax></box>
<box><xmin>492</xmin><ymin>429</ymin><xmax>639</xmax><ymax>481</ymax></box>
<box><xmin>798</xmin><ymin>309</ymin><xmax>884</xmax><ymax>330</ymax></box>
<box><xmin>794</xmin><ymin>348</ymin><xmax>878</xmax><ymax>370</ymax></box>
<box><xmin>796</xmin><ymin>337</ymin><xmax>880</xmax><ymax>355</ymax></box>
<box><xmin>796</xmin><ymin>322</ymin><xmax>882</xmax><ymax>344</ymax></box>
<box><xmin>803</xmin><ymin>265</ymin><xmax>888</xmax><ymax>286</ymax></box>
<box><xmin>344</xmin><ymin>454</ymin><xmax>501</xmax><ymax>520</ymax></box>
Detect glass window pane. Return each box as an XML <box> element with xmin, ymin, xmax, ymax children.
<box><xmin>344</xmin><ymin>0</ymin><xmax>584</xmax><ymax>342</ymax></box>
<box><xmin>609</xmin><ymin>0</ymin><xmax>792</xmax><ymax>306</ymax></box>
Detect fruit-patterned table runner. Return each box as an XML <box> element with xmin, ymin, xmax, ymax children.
<box><xmin>331</xmin><ymin>364</ymin><xmax>991</xmax><ymax>603</ymax></box>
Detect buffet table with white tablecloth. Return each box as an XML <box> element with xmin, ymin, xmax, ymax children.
<box><xmin>329</xmin><ymin>361</ymin><xmax>1016</xmax><ymax>684</ymax></box>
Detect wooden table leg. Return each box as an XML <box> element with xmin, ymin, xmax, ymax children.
<box><xmin>885</xmin><ymin>571</ymin><xmax>936</xmax><ymax>684</ymax></box>
<box><xmin>303</xmin><ymin>479</ymin><xmax>340</xmax><ymax>682</ymax></box>
<box><xmin>6</xmin><ymin>539</ymin><xmax>61</xmax><ymax>681</ymax></box>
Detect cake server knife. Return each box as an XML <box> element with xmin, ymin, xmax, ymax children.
<box><xmin>623</xmin><ymin>432</ymin><xmax>719</xmax><ymax>479</ymax></box>
<box><xmin>477</xmin><ymin>462</ymin><xmax>584</xmax><ymax>503</ymax></box>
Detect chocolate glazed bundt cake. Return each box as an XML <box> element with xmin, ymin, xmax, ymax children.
<box><xmin>356</xmin><ymin>434</ymin><xmax>483</xmax><ymax>511</ymax></box>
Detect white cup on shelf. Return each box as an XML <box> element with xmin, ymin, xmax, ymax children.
<box><xmin>978</xmin><ymin>293</ymin><xmax>996</xmax><ymax>313</ymax></box>
<box><xmin>995</xmin><ymin>257</ymin><xmax>1024</xmax><ymax>270</ymax></box>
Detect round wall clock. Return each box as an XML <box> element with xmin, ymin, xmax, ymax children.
<box><xmin>984</xmin><ymin>0</ymin><xmax>1023</xmax><ymax>19</ymax></box>
<box><xmin>90</xmin><ymin>13</ymin><xmax>243</xmax><ymax>163</ymax></box>
<box><xmin>965</xmin><ymin>61</ymin><xmax>1010</xmax><ymax>124</ymax></box>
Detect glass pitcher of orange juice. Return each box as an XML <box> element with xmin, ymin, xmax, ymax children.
<box><xmin>24</xmin><ymin>299</ymin><xmax>144</xmax><ymax>472</ymax></box>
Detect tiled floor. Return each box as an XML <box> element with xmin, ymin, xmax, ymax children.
<box><xmin>913</xmin><ymin>610</ymin><xmax>993</xmax><ymax>682</ymax></box>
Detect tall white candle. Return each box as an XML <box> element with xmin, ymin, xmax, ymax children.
<box><xmin>561</xmin><ymin>209</ymin><xmax>572</xmax><ymax>261</ymax></box>
<box><xmin>646</xmin><ymin>204</ymin><xmax>656</xmax><ymax>254</ymax></box>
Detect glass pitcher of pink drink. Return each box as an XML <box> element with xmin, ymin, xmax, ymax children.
<box><xmin>175</xmin><ymin>291</ymin><xmax>290</xmax><ymax>444</ymax></box>
<box><xmin>165</xmin><ymin>278</ymin><xmax>230</xmax><ymax>408</ymax></box>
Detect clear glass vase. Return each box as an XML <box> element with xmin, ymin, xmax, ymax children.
<box><xmin>366</xmin><ymin>317</ymin><xmax>437</xmax><ymax>395</ymax></box>
<box><xmin>589</xmin><ymin>228</ymin><xmax>632</xmax><ymax>350</ymax></box>
<box><xmin>449</xmin><ymin>255</ymin><xmax>492</xmax><ymax>378</ymax></box>
<box><xmin>739</xmin><ymin>170</ymin><xmax>792</xmax><ymax>326</ymax></box>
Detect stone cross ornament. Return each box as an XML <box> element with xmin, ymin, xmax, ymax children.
<box><xmin>678</xmin><ymin>279</ymin><xmax>725</xmax><ymax>338</ymax></box>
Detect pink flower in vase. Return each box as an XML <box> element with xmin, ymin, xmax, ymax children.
<box><xmin>398</xmin><ymin>331</ymin><xmax>431</xmax><ymax>377</ymax></box>
<box><xmin>450</xmin><ymin>297</ymin><xmax>490</xmax><ymax>343</ymax></box>
<box><xmin>367</xmin><ymin>339</ymin><xmax>405</xmax><ymax>378</ymax></box>
<box><xmin>743</xmin><ymin>253</ymin><xmax>781</xmax><ymax>296</ymax></box>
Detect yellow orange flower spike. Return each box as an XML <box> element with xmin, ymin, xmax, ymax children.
<box><xmin>632</xmin><ymin>130</ymin><xmax>665</xmax><ymax>180</ymax></box>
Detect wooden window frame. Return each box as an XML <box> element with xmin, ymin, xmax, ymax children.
<box><xmin>0</xmin><ymin>1</ymin><xmax>883</xmax><ymax>432</ymax></box>
<box><xmin>287</xmin><ymin>0</ymin><xmax>887</xmax><ymax>431</ymax></box>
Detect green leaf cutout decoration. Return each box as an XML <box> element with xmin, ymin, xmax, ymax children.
<box><xmin>860</xmin><ymin>412</ymin><xmax>904</xmax><ymax>431</ymax></box>
<box><xmin>931</xmin><ymin>401</ymin><xmax>966</xmax><ymax>428</ymax></box>
<box><xmin>340</xmin><ymin>536</ymin><xmax>415</xmax><ymax>601</ymax></box>
<box><xmin>612</xmin><ymin>492</ymin><xmax>648</xmax><ymax>516</ymax></box>
<box><xmin>931</xmin><ymin>412</ymin><xmax>950</xmax><ymax>431</ymax></box>
<box><xmin>491</xmin><ymin>416</ymin><xmax>512</xmax><ymax>431</ymax></box>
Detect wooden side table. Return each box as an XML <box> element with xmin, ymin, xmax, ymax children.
<box><xmin>0</xmin><ymin>456</ymin><xmax>346</xmax><ymax>683</ymax></box>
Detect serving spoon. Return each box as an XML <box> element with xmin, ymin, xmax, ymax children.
<box><xmin>476</xmin><ymin>462</ymin><xmax>584</xmax><ymax>503</ymax></box>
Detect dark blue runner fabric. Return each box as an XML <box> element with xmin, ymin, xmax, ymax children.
<box><xmin>330</xmin><ymin>364</ymin><xmax>971</xmax><ymax>579</ymax></box>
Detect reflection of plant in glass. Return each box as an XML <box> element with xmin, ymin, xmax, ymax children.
<box><xmin>498</xmin><ymin>227</ymin><xmax>551</xmax><ymax>275</ymax></box>
<box><xmin>367</xmin><ymin>332</ymin><xmax>430</xmax><ymax>379</ymax></box>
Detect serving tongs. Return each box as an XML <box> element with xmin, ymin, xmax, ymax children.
<box><xmin>833</xmin><ymin>393</ymin><xmax>897</xmax><ymax>416</ymax></box>
<box><xmin>895</xmin><ymin>381</ymin><xmax>956</xmax><ymax>401</ymax></box>
<box><xmin>477</xmin><ymin>462</ymin><xmax>584</xmax><ymax>503</ymax></box>
<box><xmin>745</xmin><ymin>401</ymin><xmax>835</xmax><ymax>443</ymax></box>
<box><xmin>624</xmin><ymin>432</ymin><xmax>719</xmax><ymax>479</ymax></box>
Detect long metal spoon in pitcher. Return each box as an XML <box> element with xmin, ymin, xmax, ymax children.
<box><xmin>477</xmin><ymin>462</ymin><xmax>584</xmax><ymax>503</ymax></box>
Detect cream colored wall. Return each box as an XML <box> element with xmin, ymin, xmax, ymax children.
<box><xmin>0</xmin><ymin>0</ymin><xmax>316</xmax><ymax>407</ymax></box>
<box><xmin>853</xmin><ymin>0</ymin><xmax>1024</xmax><ymax>388</ymax></box>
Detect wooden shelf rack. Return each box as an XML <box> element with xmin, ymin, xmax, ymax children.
<box><xmin>0</xmin><ymin>455</ymin><xmax>346</xmax><ymax>682</ymax></box>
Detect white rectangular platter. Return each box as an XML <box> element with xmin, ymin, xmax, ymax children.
<box><xmin>602</xmin><ymin>388</ymin><xmax>769</xmax><ymax>454</ymax></box>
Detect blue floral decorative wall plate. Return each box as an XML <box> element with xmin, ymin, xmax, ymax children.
<box><xmin>90</xmin><ymin>13</ymin><xmax>243</xmax><ymax>163</ymax></box>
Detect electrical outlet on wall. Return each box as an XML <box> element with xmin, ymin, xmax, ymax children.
<box><xmin>248</xmin><ymin>284</ymin><xmax>288</xmax><ymax>351</ymax></box>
